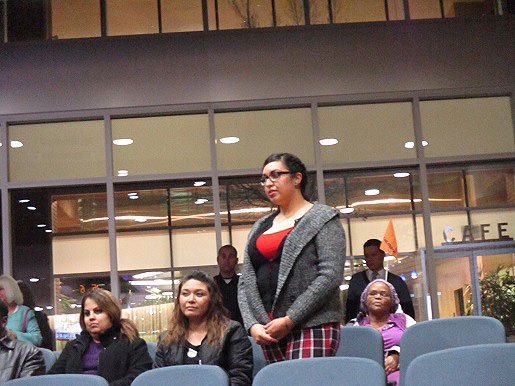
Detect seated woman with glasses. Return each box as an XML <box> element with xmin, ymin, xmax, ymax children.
<box><xmin>49</xmin><ymin>288</ymin><xmax>152</xmax><ymax>385</ymax></box>
<box><xmin>238</xmin><ymin>153</ymin><xmax>346</xmax><ymax>363</ymax></box>
<box><xmin>154</xmin><ymin>271</ymin><xmax>253</xmax><ymax>386</ymax></box>
<box><xmin>347</xmin><ymin>279</ymin><xmax>416</xmax><ymax>385</ymax></box>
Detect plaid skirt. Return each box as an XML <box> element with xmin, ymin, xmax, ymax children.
<box><xmin>262</xmin><ymin>322</ymin><xmax>341</xmax><ymax>364</ymax></box>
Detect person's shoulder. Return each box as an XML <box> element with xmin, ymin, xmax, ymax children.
<box><xmin>349</xmin><ymin>270</ymin><xmax>367</xmax><ymax>281</ymax></box>
<box><xmin>13</xmin><ymin>338</ymin><xmax>41</xmax><ymax>354</ymax></box>
<box><xmin>311</xmin><ymin>202</ymin><xmax>340</xmax><ymax>217</ymax></box>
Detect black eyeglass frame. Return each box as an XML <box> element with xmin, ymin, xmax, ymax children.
<box><xmin>259</xmin><ymin>171</ymin><xmax>294</xmax><ymax>186</ymax></box>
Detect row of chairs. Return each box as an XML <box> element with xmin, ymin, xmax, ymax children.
<box><xmin>5</xmin><ymin>316</ymin><xmax>512</xmax><ymax>385</ymax></box>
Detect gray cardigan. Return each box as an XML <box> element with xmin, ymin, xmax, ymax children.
<box><xmin>238</xmin><ymin>202</ymin><xmax>346</xmax><ymax>331</ymax></box>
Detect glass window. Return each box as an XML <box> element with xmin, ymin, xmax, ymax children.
<box><xmin>436</xmin><ymin>256</ymin><xmax>473</xmax><ymax>317</ymax></box>
<box><xmin>8</xmin><ymin>120</ymin><xmax>106</xmax><ymax>182</ymax></box>
<box><xmin>275</xmin><ymin>0</ymin><xmax>305</xmax><ymax>26</ymax></box>
<box><xmin>218</xmin><ymin>0</ymin><xmax>273</xmax><ymax>29</ymax></box>
<box><xmin>414</xmin><ymin>170</ymin><xmax>466</xmax><ymax>211</ymax></box>
<box><xmin>215</xmin><ymin>108</ymin><xmax>314</xmax><ymax>171</ymax></box>
<box><xmin>442</xmin><ymin>0</ymin><xmax>495</xmax><ymax>17</ymax></box>
<box><xmin>310</xmin><ymin>0</ymin><xmax>330</xmax><ymax>24</ymax></box>
<box><xmin>207</xmin><ymin>0</ymin><xmax>217</xmax><ymax>30</ymax></box>
<box><xmin>429</xmin><ymin>211</ymin><xmax>469</xmax><ymax>246</ymax></box>
<box><xmin>387</xmin><ymin>0</ymin><xmax>405</xmax><ymax>20</ymax></box>
<box><xmin>112</xmin><ymin>114</ymin><xmax>210</xmax><ymax>177</ymax></box>
<box><xmin>106</xmin><ymin>0</ymin><xmax>159</xmax><ymax>36</ymax></box>
<box><xmin>161</xmin><ymin>0</ymin><xmax>203</xmax><ymax>32</ymax></box>
<box><xmin>332</xmin><ymin>0</ymin><xmax>386</xmax><ymax>23</ymax></box>
<box><xmin>51</xmin><ymin>0</ymin><xmax>101</xmax><ymax>39</ymax></box>
<box><xmin>469</xmin><ymin>208</ymin><xmax>514</xmax><ymax>242</ymax></box>
<box><xmin>408</xmin><ymin>0</ymin><xmax>441</xmax><ymax>19</ymax></box>
<box><xmin>318</xmin><ymin>102</ymin><xmax>415</xmax><ymax>165</ymax></box>
<box><xmin>466</xmin><ymin>167</ymin><xmax>514</xmax><ymax>207</ymax></box>
<box><xmin>420</xmin><ymin>97</ymin><xmax>514</xmax><ymax>158</ymax></box>
<box><xmin>52</xmin><ymin>192</ymin><xmax>108</xmax><ymax>233</ymax></box>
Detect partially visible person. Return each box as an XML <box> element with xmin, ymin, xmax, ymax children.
<box><xmin>345</xmin><ymin>239</ymin><xmax>415</xmax><ymax>323</ymax></box>
<box><xmin>17</xmin><ymin>280</ymin><xmax>55</xmax><ymax>350</ymax></box>
<box><xmin>0</xmin><ymin>299</ymin><xmax>45</xmax><ymax>382</ymax></box>
<box><xmin>48</xmin><ymin>288</ymin><xmax>152</xmax><ymax>385</ymax></box>
<box><xmin>238</xmin><ymin>153</ymin><xmax>346</xmax><ymax>364</ymax></box>
<box><xmin>155</xmin><ymin>271</ymin><xmax>252</xmax><ymax>386</ymax></box>
<box><xmin>214</xmin><ymin>245</ymin><xmax>243</xmax><ymax>325</ymax></box>
<box><xmin>0</xmin><ymin>275</ymin><xmax>42</xmax><ymax>346</ymax></box>
<box><xmin>347</xmin><ymin>279</ymin><xmax>416</xmax><ymax>385</ymax></box>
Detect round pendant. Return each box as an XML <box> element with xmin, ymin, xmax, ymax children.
<box><xmin>187</xmin><ymin>348</ymin><xmax>198</xmax><ymax>358</ymax></box>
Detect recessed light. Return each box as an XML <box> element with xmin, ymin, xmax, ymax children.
<box><xmin>10</xmin><ymin>140</ymin><xmax>23</xmax><ymax>148</ymax></box>
<box><xmin>364</xmin><ymin>189</ymin><xmax>380</xmax><ymax>196</ymax></box>
<box><xmin>45</xmin><ymin>229</ymin><xmax>52</xmax><ymax>233</ymax></box>
<box><xmin>117</xmin><ymin>170</ymin><xmax>129</xmax><ymax>176</ymax></box>
<box><xmin>194</xmin><ymin>181</ymin><xmax>206</xmax><ymax>187</ymax></box>
<box><xmin>339</xmin><ymin>207</ymin><xmax>355</xmax><ymax>214</ymax></box>
<box><xmin>404</xmin><ymin>141</ymin><xmax>414</xmax><ymax>149</ymax></box>
<box><xmin>37</xmin><ymin>224</ymin><xmax>46</xmax><ymax>228</ymax></box>
<box><xmin>34</xmin><ymin>306</ymin><xmax>43</xmax><ymax>311</ymax></box>
<box><xmin>195</xmin><ymin>198</ymin><xmax>208</xmax><ymax>205</ymax></box>
<box><xmin>29</xmin><ymin>278</ymin><xmax>40</xmax><ymax>282</ymax></box>
<box><xmin>393</xmin><ymin>172</ymin><xmax>410</xmax><ymax>178</ymax></box>
<box><xmin>27</xmin><ymin>206</ymin><xmax>37</xmax><ymax>210</ymax></box>
<box><xmin>319</xmin><ymin>138</ymin><xmax>339</xmax><ymax>146</ymax></box>
<box><xmin>18</xmin><ymin>199</ymin><xmax>30</xmax><ymax>203</ymax></box>
<box><xmin>113</xmin><ymin>138</ymin><xmax>134</xmax><ymax>146</ymax></box>
<box><xmin>422</xmin><ymin>140</ymin><xmax>428</xmax><ymax>146</ymax></box>
<box><xmin>219</xmin><ymin>136</ymin><xmax>240</xmax><ymax>144</ymax></box>
<box><xmin>46</xmin><ymin>306</ymin><xmax>54</xmax><ymax>310</ymax></box>
<box><xmin>129</xmin><ymin>195</ymin><xmax>139</xmax><ymax>200</ymax></box>
<box><xmin>134</xmin><ymin>217</ymin><xmax>147</xmax><ymax>223</ymax></box>
<box><xmin>127</xmin><ymin>192</ymin><xmax>138</xmax><ymax>196</ymax></box>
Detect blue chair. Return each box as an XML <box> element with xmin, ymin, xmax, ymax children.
<box><xmin>336</xmin><ymin>326</ymin><xmax>384</xmax><ymax>368</ymax></box>
<box><xmin>38</xmin><ymin>348</ymin><xmax>56</xmax><ymax>373</ymax></box>
<box><xmin>253</xmin><ymin>357</ymin><xmax>386</xmax><ymax>386</ymax></box>
<box><xmin>131</xmin><ymin>365</ymin><xmax>229</xmax><ymax>386</ymax></box>
<box><xmin>399</xmin><ymin>316</ymin><xmax>505</xmax><ymax>386</ymax></box>
<box><xmin>249</xmin><ymin>337</ymin><xmax>267</xmax><ymax>378</ymax></box>
<box><xmin>4</xmin><ymin>374</ymin><xmax>108</xmax><ymax>385</ymax></box>
<box><xmin>405</xmin><ymin>343</ymin><xmax>515</xmax><ymax>386</ymax></box>
<box><xmin>146</xmin><ymin>341</ymin><xmax>157</xmax><ymax>362</ymax></box>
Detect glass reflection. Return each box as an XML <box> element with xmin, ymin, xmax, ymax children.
<box><xmin>52</xmin><ymin>192</ymin><xmax>108</xmax><ymax>233</ymax></box>
<box><xmin>413</xmin><ymin>170</ymin><xmax>466</xmax><ymax>210</ymax></box>
<box><xmin>466</xmin><ymin>167</ymin><xmax>514</xmax><ymax>207</ymax></box>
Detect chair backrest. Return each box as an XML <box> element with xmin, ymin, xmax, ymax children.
<box><xmin>38</xmin><ymin>348</ymin><xmax>56</xmax><ymax>373</ymax></box>
<box><xmin>249</xmin><ymin>337</ymin><xmax>267</xmax><ymax>377</ymax></box>
<box><xmin>399</xmin><ymin>316</ymin><xmax>505</xmax><ymax>386</ymax></box>
<box><xmin>4</xmin><ymin>374</ymin><xmax>109</xmax><ymax>385</ymax></box>
<box><xmin>131</xmin><ymin>365</ymin><xmax>229</xmax><ymax>386</ymax></box>
<box><xmin>336</xmin><ymin>326</ymin><xmax>384</xmax><ymax>367</ymax></box>
<box><xmin>405</xmin><ymin>343</ymin><xmax>515</xmax><ymax>386</ymax></box>
<box><xmin>146</xmin><ymin>341</ymin><xmax>157</xmax><ymax>362</ymax></box>
<box><xmin>253</xmin><ymin>357</ymin><xmax>386</xmax><ymax>386</ymax></box>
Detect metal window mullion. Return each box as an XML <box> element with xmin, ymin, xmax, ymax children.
<box><xmin>1</xmin><ymin>119</ymin><xmax>11</xmax><ymax>274</ymax></box>
<box><xmin>209</xmin><ymin>108</ymin><xmax>222</xmax><ymax>251</ymax></box>
<box><xmin>470</xmin><ymin>252</ymin><xmax>482</xmax><ymax>316</ymax></box>
<box><xmin>157</xmin><ymin>0</ymin><xmax>163</xmax><ymax>33</ymax></box>
<box><xmin>311</xmin><ymin>102</ymin><xmax>325</xmax><ymax>204</ymax></box>
<box><xmin>104</xmin><ymin>115</ymin><xmax>119</xmax><ymax>298</ymax></box>
<box><xmin>201</xmin><ymin>0</ymin><xmax>209</xmax><ymax>31</ymax></box>
<box><xmin>303</xmin><ymin>0</ymin><xmax>310</xmax><ymax>25</ymax></box>
<box><xmin>413</xmin><ymin>97</ymin><xmax>439</xmax><ymax>318</ymax></box>
<box><xmin>403</xmin><ymin>0</ymin><xmax>410</xmax><ymax>19</ymax></box>
<box><xmin>100</xmin><ymin>0</ymin><xmax>107</xmax><ymax>37</ymax></box>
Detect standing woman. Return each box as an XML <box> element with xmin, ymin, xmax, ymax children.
<box><xmin>49</xmin><ymin>288</ymin><xmax>152</xmax><ymax>385</ymax></box>
<box><xmin>0</xmin><ymin>274</ymin><xmax>42</xmax><ymax>346</ymax></box>
<box><xmin>238</xmin><ymin>153</ymin><xmax>346</xmax><ymax>363</ymax></box>
<box><xmin>154</xmin><ymin>271</ymin><xmax>253</xmax><ymax>386</ymax></box>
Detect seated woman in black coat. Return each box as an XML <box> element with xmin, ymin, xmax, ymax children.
<box><xmin>154</xmin><ymin>271</ymin><xmax>253</xmax><ymax>386</ymax></box>
<box><xmin>49</xmin><ymin>288</ymin><xmax>152</xmax><ymax>385</ymax></box>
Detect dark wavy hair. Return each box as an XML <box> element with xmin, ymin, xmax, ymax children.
<box><xmin>162</xmin><ymin>271</ymin><xmax>229</xmax><ymax>347</ymax></box>
<box><xmin>262</xmin><ymin>153</ymin><xmax>309</xmax><ymax>200</ymax></box>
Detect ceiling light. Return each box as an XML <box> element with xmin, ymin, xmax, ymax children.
<box><xmin>344</xmin><ymin>276</ymin><xmax>351</xmax><ymax>280</ymax></box>
<box><xmin>393</xmin><ymin>172</ymin><xmax>410</xmax><ymax>178</ymax></box>
<box><xmin>134</xmin><ymin>217</ymin><xmax>147</xmax><ymax>223</ymax></box>
<box><xmin>10</xmin><ymin>140</ymin><xmax>23</xmax><ymax>148</ymax></box>
<box><xmin>132</xmin><ymin>271</ymin><xmax>164</xmax><ymax>279</ymax></box>
<box><xmin>18</xmin><ymin>199</ymin><xmax>30</xmax><ymax>203</ymax></box>
<box><xmin>34</xmin><ymin>306</ymin><xmax>43</xmax><ymax>311</ymax></box>
<box><xmin>129</xmin><ymin>195</ymin><xmax>139</xmax><ymax>200</ymax></box>
<box><xmin>364</xmin><ymin>189</ymin><xmax>380</xmax><ymax>196</ymax></box>
<box><xmin>219</xmin><ymin>136</ymin><xmax>240</xmax><ymax>144</ymax></box>
<box><xmin>162</xmin><ymin>292</ymin><xmax>174</xmax><ymax>296</ymax></box>
<box><xmin>339</xmin><ymin>207</ymin><xmax>355</xmax><ymax>214</ymax></box>
<box><xmin>422</xmin><ymin>140</ymin><xmax>428</xmax><ymax>146</ymax></box>
<box><xmin>113</xmin><ymin>138</ymin><xmax>134</xmax><ymax>146</ymax></box>
<box><xmin>27</xmin><ymin>206</ymin><xmax>37</xmax><ymax>210</ymax></box>
<box><xmin>29</xmin><ymin>278</ymin><xmax>40</xmax><ymax>282</ymax></box>
<box><xmin>195</xmin><ymin>198</ymin><xmax>208</xmax><ymax>205</ymax></box>
<box><xmin>45</xmin><ymin>229</ymin><xmax>52</xmax><ymax>233</ymax></box>
<box><xmin>127</xmin><ymin>192</ymin><xmax>138</xmax><ymax>196</ymax></box>
<box><xmin>194</xmin><ymin>181</ymin><xmax>206</xmax><ymax>187</ymax></box>
<box><xmin>319</xmin><ymin>138</ymin><xmax>339</xmax><ymax>146</ymax></box>
<box><xmin>46</xmin><ymin>306</ymin><xmax>54</xmax><ymax>310</ymax></box>
<box><xmin>130</xmin><ymin>279</ymin><xmax>173</xmax><ymax>286</ymax></box>
<box><xmin>117</xmin><ymin>170</ymin><xmax>129</xmax><ymax>177</ymax></box>
<box><xmin>339</xmin><ymin>284</ymin><xmax>349</xmax><ymax>291</ymax></box>
<box><xmin>404</xmin><ymin>141</ymin><xmax>414</xmax><ymax>149</ymax></box>
<box><xmin>37</xmin><ymin>224</ymin><xmax>46</xmax><ymax>228</ymax></box>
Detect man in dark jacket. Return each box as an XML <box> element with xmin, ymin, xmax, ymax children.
<box><xmin>345</xmin><ymin>239</ymin><xmax>415</xmax><ymax>322</ymax></box>
<box><xmin>214</xmin><ymin>245</ymin><xmax>243</xmax><ymax>325</ymax></box>
<box><xmin>0</xmin><ymin>300</ymin><xmax>45</xmax><ymax>382</ymax></box>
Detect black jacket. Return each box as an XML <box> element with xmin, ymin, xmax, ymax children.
<box><xmin>214</xmin><ymin>274</ymin><xmax>243</xmax><ymax>325</ymax></box>
<box><xmin>345</xmin><ymin>270</ymin><xmax>415</xmax><ymax>323</ymax></box>
<box><xmin>154</xmin><ymin>320</ymin><xmax>253</xmax><ymax>386</ymax></box>
<box><xmin>48</xmin><ymin>326</ymin><xmax>152</xmax><ymax>385</ymax></box>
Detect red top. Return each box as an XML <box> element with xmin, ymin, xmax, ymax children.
<box><xmin>256</xmin><ymin>227</ymin><xmax>293</xmax><ymax>261</ymax></box>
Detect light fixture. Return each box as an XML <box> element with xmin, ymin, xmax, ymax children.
<box><xmin>34</xmin><ymin>306</ymin><xmax>43</xmax><ymax>311</ymax></box>
<box><xmin>37</xmin><ymin>224</ymin><xmax>46</xmax><ymax>228</ymax></box>
<box><xmin>129</xmin><ymin>279</ymin><xmax>174</xmax><ymax>286</ymax></box>
<box><xmin>173</xmin><ymin>279</ymin><xmax>180</xmax><ymax>285</ymax></box>
<box><xmin>18</xmin><ymin>199</ymin><xmax>30</xmax><ymax>203</ymax></box>
<box><xmin>404</xmin><ymin>141</ymin><xmax>415</xmax><ymax>149</ymax></box>
<box><xmin>117</xmin><ymin>170</ymin><xmax>129</xmax><ymax>176</ymax></box>
<box><xmin>132</xmin><ymin>271</ymin><xmax>164</xmax><ymax>279</ymax></box>
<box><xmin>29</xmin><ymin>278</ymin><xmax>40</xmax><ymax>283</ymax></box>
<box><xmin>27</xmin><ymin>206</ymin><xmax>37</xmax><ymax>210</ymax></box>
<box><xmin>45</xmin><ymin>229</ymin><xmax>52</xmax><ymax>233</ymax></box>
<box><xmin>400</xmin><ymin>274</ymin><xmax>407</xmax><ymax>281</ymax></box>
<box><xmin>113</xmin><ymin>138</ymin><xmax>134</xmax><ymax>146</ymax></box>
<box><xmin>422</xmin><ymin>140</ymin><xmax>428</xmax><ymax>146</ymax></box>
<box><xmin>194</xmin><ymin>181</ymin><xmax>206</xmax><ymax>187</ymax></box>
<box><xmin>129</xmin><ymin>195</ymin><xmax>139</xmax><ymax>200</ymax></box>
<box><xmin>410</xmin><ymin>270</ymin><xmax>418</xmax><ymax>279</ymax></box>
<box><xmin>10</xmin><ymin>140</ymin><xmax>23</xmax><ymax>148</ymax></box>
<box><xmin>219</xmin><ymin>136</ymin><xmax>240</xmax><ymax>144</ymax></box>
<box><xmin>134</xmin><ymin>217</ymin><xmax>147</xmax><ymax>223</ymax></box>
<box><xmin>364</xmin><ymin>189</ymin><xmax>380</xmax><ymax>196</ymax></box>
<box><xmin>127</xmin><ymin>192</ymin><xmax>138</xmax><ymax>196</ymax></box>
<box><xmin>46</xmin><ymin>306</ymin><xmax>54</xmax><ymax>310</ymax></box>
<box><xmin>393</xmin><ymin>172</ymin><xmax>410</xmax><ymax>178</ymax></box>
<box><xmin>194</xmin><ymin>198</ymin><xmax>208</xmax><ymax>205</ymax></box>
<box><xmin>339</xmin><ymin>284</ymin><xmax>349</xmax><ymax>291</ymax></box>
<box><xmin>339</xmin><ymin>207</ymin><xmax>355</xmax><ymax>214</ymax></box>
<box><xmin>162</xmin><ymin>292</ymin><xmax>174</xmax><ymax>296</ymax></box>
<box><xmin>344</xmin><ymin>275</ymin><xmax>351</xmax><ymax>280</ymax></box>
<box><xmin>319</xmin><ymin>138</ymin><xmax>339</xmax><ymax>146</ymax></box>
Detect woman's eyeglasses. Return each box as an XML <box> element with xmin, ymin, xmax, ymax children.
<box><xmin>260</xmin><ymin>171</ymin><xmax>293</xmax><ymax>186</ymax></box>
<box><xmin>368</xmin><ymin>291</ymin><xmax>390</xmax><ymax>298</ymax></box>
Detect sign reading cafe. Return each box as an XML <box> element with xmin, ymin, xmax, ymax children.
<box><xmin>443</xmin><ymin>222</ymin><xmax>512</xmax><ymax>244</ymax></box>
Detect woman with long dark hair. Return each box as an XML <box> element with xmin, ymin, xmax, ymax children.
<box><xmin>154</xmin><ymin>271</ymin><xmax>252</xmax><ymax>386</ymax></box>
<box><xmin>49</xmin><ymin>288</ymin><xmax>152</xmax><ymax>385</ymax></box>
<box><xmin>238</xmin><ymin>153</ymin><xmax>346</xmax><ymax>363</ymax></box>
